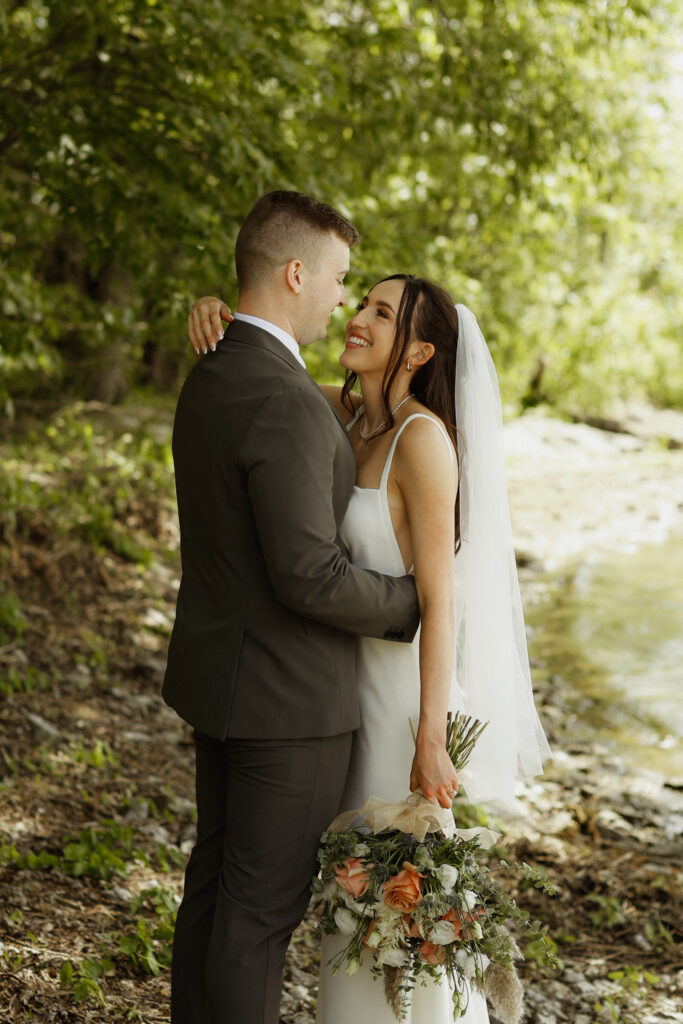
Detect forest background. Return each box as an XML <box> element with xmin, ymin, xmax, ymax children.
<box><xmin>1</xmin><ymin>0</ymin><xmax>682</xmax><ymax>416</ymax></box>
<box><xmin>1</xmin><ymin>2</ymin><xmax>682</xmax><ymax>1022</ymax></box>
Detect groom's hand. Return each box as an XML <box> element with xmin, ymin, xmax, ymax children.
<box><xmin>188</xmin><ymin>296</ymin><xmax>233</xmax><ymax>355</ymax></box>
<box><xmin>410</xmin><ymin>736</ymin><xmax>458</xmax><ymax>809</ymax></box>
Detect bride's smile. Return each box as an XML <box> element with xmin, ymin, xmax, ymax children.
<box><xmin>340</xmin><ymin>278</ymin><xmax>405</xmax><ymax>374</ymax></box>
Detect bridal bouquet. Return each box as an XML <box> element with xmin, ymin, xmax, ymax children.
<box><xmin>313</xmin><ymin>714</ymin><xmax>552</xmax><ymax>1023</ymax></box>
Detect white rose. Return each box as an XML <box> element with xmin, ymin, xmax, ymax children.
<box><xmin>436</xmin><ymin>864</ymin><xmax>459</xmax><ymax>892</ymax></box>
<box><xmin>454</xmin><ymin>949</ymin><xmax>476</xmax><ymax>978</ymax></box>
<box><xmin>378</xmin><ymin>946</ymin><xmax>410</xmax><ymax>968</ymax></box>
<box><xmin>353</xmin><ymin>842</ymin><xmax>370</xmax><ymax>857</ymax></box>
<box><xmin>470</xmin><ymin>921</ymin><xmax>483</xmax><ymax>940</ymax></box>
<box><xmin>334</xmin><ymin>907</ymin><xmax>358</xmax><ymax>936</ymax></box>
<box><xmin>366</xmin><ymin>928</ymin><xmax>382</xmax><ymax>949</ymax></box>
<box><xmin>462</xmin><ymin>889</ymin><xmax>477</xmax><ymax>912</ymax></box>
<box><xmin>428</xmin><ymin>920</ymin><xmax>459</xmax><ymax>945</ymax></box>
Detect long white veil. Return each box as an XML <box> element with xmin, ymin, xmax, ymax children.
<box><xmin>450</xmin><ymin>304</ymin><xmax>551</xmax><ymax>810</ymax></box>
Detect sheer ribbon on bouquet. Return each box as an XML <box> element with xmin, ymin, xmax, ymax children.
<box><xmin>329</xmin><ymin>789</ymin><xmax>500</xmax><ymax>847</ymax></box>
<box><xmin>451</xmin><ymin>305</ymin><xmax>551</xmax><ymax>810</ymax></box>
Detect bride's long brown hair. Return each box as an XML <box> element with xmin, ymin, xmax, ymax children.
<box><xmin>341</xmin><ymin>274</ymin><xmax>461</xmax><ymax>548</ymax></box>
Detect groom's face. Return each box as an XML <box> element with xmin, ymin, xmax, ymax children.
<box><xmin>298</xmin><ymin>233</ymin><xmax>350</xmax><ymax>346</ymax></box>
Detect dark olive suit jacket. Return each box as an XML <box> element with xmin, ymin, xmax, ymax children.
<box><xmin>163</xmin><ymin>319</ymin><xmax>420</xmax><ymax>740</ymax></box>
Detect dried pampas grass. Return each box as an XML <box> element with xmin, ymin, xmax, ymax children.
<box><xmin>484</xmin><ymin>961</ymin><xmax>524</xmax><ymax>1024</ymax></box>
<box><xmin>383</xmin><ymin>965</ymin><xmax>407</xmax><ymax>1022</ymax></box>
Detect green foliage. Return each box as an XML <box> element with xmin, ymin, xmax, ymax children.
<box><xmin>608</xmin><ymin>965</ymin><xmax>659</xmax><ymax>992</ymax></box>
<box><xmin>119</xmin><ymin>886</ymin><xmax>178</xmax><ymax>974</ymax></box>
<box><xmin>57</xmin><ymin>887</ymin><xmax>177</xmax><ymax>1007</ymax></box>
<box><xmin>0</xmin><ymin>664</ymin><xmax>49</xmax><ymax>697</ymax></box>
<box><xmin>0</xmin><ymin>589</ymin><xmax>28</xmax><ymax>644</ymax></box>
<box><xmin>70</xmin><ymin>740</ymin><xmax>119</xmax><ymax>769</ymax></box>
<box><xmin>1</xmin><ymin>820</ymin><xmax>147</xmax><ymax>880</ymax></box>
<box><xmin>59</xmin><ymin>956</ymin><xmax>112</xmax><ymax>1005</ymax></box>
<box><xmin>62</xmin><ymin>821</ymin><xmax>139</xmax><ymax>879</ymax></box>
<box><xmin>0</xmin><ymin>0</ymin><xmax>681</xmax><ymax>413</ymax></box>
<box><xmin>642</xmin><ymin>912</ymin><xmax>675</xmax><ymax>951</ymax></box>
<box><xmin>0</xmin><ymin>404</ymin><xmax>174</xmax><ymax>562</ymax></box>
<box><xmin>521</xmin><ymin>861</ymin><xmax>557</xmax><ymax>896</ymax></box>
<box><xmin>524</xmin><ymin>930</ymin><xmax>564</xmax><ymax>972</ymax></box>
<box><xmin>587</xmin><ymin>893</ymin><xmax>627</xmax><ymax>930</ymax></box>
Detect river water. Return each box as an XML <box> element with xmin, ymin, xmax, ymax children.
<box><xmin>523</xmin><ymin>536</ymin><xmax>683</xmax><ymax>780</ymax></box>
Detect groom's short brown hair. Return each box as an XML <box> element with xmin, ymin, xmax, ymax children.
<box><xmin>235</xmin><ymin>190</ymin><xmax>360</xmax><ymax>292</ymax></box>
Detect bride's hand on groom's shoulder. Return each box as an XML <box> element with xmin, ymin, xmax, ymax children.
<box><xmin>410</xmin><ymin>736</ymin><xmax>458</xmax><ymax>810</ymax></box>
<box><xmin>188</xmin><ymin>296</ymin><xmax>234</xmax><ymax>356</ymax></box>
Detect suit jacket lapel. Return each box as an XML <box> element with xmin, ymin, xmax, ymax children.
<box><xmin>223</xmin><ymin>320</ymin><xmax>306</xmax><ymax>376</ymax></box>
<box><xmin>223</xmin><ymin>320</ymin><xmax>352</xmax><ymax>440</ymax></box>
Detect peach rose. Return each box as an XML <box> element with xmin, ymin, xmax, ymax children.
<box><xmin>443</xmin><ymin>908</ymin><xmax>464</xmax><ymax>940</ymax></box>
<box><xmin>335</xmin><ymin>857</ymin><xmax>370</xmax><ymax>899</ymax></box>
<box><xmin>419</xmin><ymin>939</ymin><xmax>446</xmax><ymax>965</ymax></box>
<box><xmin>383</xmin><ymin>861</ymin><xmax>424</xmax><ymax>912</ymax></box>
<box><xmin>444</xmin><ymin>906</ymin><xmax>483</xmax><ymax>940</ymax></box>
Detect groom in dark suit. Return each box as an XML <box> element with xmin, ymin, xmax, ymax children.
<box><xmin>163</xmin><ymin>191</ymin><xmax>419</xmax><ymax>1023</ymax></box>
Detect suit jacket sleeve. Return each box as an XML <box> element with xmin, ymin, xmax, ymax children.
<box><xmin>239</xmin><ymin>386</ymin><xmax>419</xmax><ymax>641</ymax></box>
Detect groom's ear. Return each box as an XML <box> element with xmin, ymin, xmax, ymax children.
<box><xmin>284</xmin><ymin>258</ymin><xmax>305</xmax><ymax>295</ymax></box>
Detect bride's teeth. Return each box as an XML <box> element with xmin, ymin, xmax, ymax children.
<box><xmin>351</xmin><ymin>335</ymin><xmax>370</xmax><ymax>347</ymax></box>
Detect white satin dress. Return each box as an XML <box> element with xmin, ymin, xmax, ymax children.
<box><xmin>316</xmin><ymin>413</ymin><xmax>490</xmax><ymax>1024</ymax></box>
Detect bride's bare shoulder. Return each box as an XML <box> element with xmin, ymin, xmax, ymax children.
<box><xmin>318</xmin><ymin>384</ymin><xmax>360</xmax><ymax>424</ymax></box>
<box><xmin>395</xmin><ymin>403</ymin><xmax>456</xmax><ymax>469</ymax></box>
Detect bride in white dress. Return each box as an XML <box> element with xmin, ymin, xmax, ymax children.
<box><xmin>188</xmin><ymin>275</ymin><xmax>550</xmax><ymax>1022</ymax></box>
<box><xmin>313</xmin><ymin>275</ymin><xmax>549</xmax><ymax>1023</ymax></box>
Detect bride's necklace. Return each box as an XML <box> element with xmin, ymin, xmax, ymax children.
<box><xmin>359</xmin><ymin>393</ymin><xmax>414</xmax><ymax>442</ymax></box>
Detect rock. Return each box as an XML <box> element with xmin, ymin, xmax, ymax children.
<box><xmin>25</xmin><ymin>712</ymin><xmax>60</xmax><ymax>738</ymax></box>
<box><xmin>109</xmin><ymin>886</ymin><xmax>133</xmax><ymax>904</ymax></box>
<box><xmin>142</xmin><ymin>607</ymin><xmax>173</xmax><ymax>632</ymax></box>
<box><xmin>67</xmin><ymin>663</ymin><xmax>92</xmax><ymax>686</ymax></box>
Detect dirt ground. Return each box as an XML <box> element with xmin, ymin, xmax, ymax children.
<box><xmin>1</xmin><ymin>404</ymin><xmax>681</xmax><ymax>1023</ymax></box>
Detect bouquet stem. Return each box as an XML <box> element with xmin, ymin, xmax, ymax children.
<box><xmin>409</xmin><ymin>711</ymin><xmax>488</xmax><ymax>772</ymax></box>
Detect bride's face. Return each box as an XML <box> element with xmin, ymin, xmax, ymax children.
<box><xmin>340</xmin><ymin>278</ymin><xmax>407</xmax><ymax>375</ymax></box>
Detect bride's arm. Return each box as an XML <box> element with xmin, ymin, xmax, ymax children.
<box><xmin>394</xmin><ymin>419</ymin><xmax>459</xmax><ymax>809</ymax></box>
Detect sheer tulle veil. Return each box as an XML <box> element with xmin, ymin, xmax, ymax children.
<box><xmin>450</xmin><ymin>304</ymin><xmax>551</xmax><ymax>810</ymax></box>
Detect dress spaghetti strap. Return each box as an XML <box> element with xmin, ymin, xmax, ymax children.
<box><xmin>379</xmin><ymin>413</ymin><xmax>454</xmax><ymax>491</ymax></box>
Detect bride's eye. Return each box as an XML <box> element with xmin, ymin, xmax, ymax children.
<box><xmin>377</xmin><ymin>309</ymin><xmax>388</xmax><ymax>319</ymax></box>
<box><xmin>355</xmin><ymin>302</ymin><xmax>367</xmax><ymax>312</ymax></box>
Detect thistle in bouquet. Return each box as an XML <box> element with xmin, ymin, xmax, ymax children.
<box><xmin>312</xmin><ymin>713</ymin><xmax>556</xmax><ymax>1023</ymax></box>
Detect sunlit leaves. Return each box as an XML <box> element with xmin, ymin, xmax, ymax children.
<box><xmin>0</xmin><ymin>0</ymin><xmax>681</xmax><ymax>410</ymax></box>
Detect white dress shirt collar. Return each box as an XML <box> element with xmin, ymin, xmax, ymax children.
<box><xmin>233</xmin><ymin>312</ymin><xmax>306</xmax><ymax>369</ymax></box>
